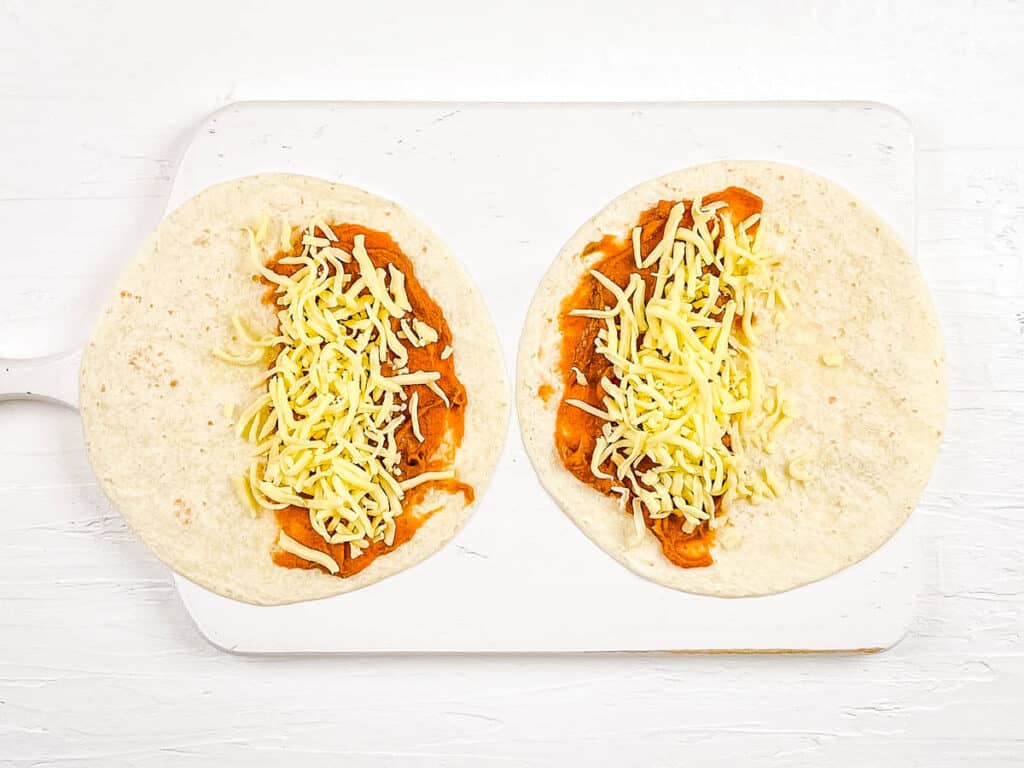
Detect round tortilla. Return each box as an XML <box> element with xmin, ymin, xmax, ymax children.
<box><xmin>81</xmin><ymin>173</ymin><xmax>508</xmax><ymax>605</ymax></box>
<box><xmin>517</xmin><ymin>160</ymin><xmax>945</xmax><ymax>597</ymax></box>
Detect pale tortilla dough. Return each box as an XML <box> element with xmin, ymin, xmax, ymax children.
<box><xmin>517</xmin><ymin>161</ymin><xmax>945</xmax><ymax>597</ymax></box>
<box><xmin>81</xmin><ymin>174</ymin><xmax>508</xmax><ymax>605</ymax></box>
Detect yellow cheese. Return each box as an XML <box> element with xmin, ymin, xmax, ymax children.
<box><xmin>566</xmin><ymin>195</ymin><xmax>788</xmax><ymax>529</ymax></box>
<box><xmin>399</xmin><ymin>469</ymin><xmax>455</xmax><ymax>491</ymax></box>
<box><xmin>277</xmin><ymin>530</ymin><xmax>339</xmax><ymax>574</ymax></box>
<box><xmin>409</xmin><ymin>391</ymin><xmax>424</xmax><ymax>442</ymax></box>
<box><xmin>215</xmin><ymin>219</ymin><xmax>459</xmax><ymax>569</ymax></box>
<box><xmin>312</xmin><ymin>218</ymin><xmax>338</xmax><ymax>242</ymax></box>
<box><xmin>822</xmin><ymin>351</ymin><xmax>844</xmax><ymax>367</ymax></box>
<box><xmin>425</xmin><ymin>379</ymin><xmax>450</xmax><ymax>408</ymax></box>
<box><xmin>786</xmin><ymin>453</ymin><xmax>812</xmax><ymax>482</ymax></box>
<box><xmin>763</xmin><ymin>466</ymin><xmax>784</xmax><ymax>497</ymax></box>
<box><xmin>231</xmin><ymin>475</ymin><xmax>261</xmax><ymax>517</ymax></box>
<box><xmin>212</xmin><ymin>346</ymin><xmax>265</xmax><ymax>365</ymax></box>
<box><xmin>388</xmin><ymin>264</ymin><xmax>413</xmax><ymax>312</ymax></box>
<box><xmin>413</xmin><ymin>319</ymin><xmax>439</xmax><ymax>345</ymax></box>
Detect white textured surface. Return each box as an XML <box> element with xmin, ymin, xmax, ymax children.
<box><xmin>1</xmin><ymin>0</ymin><xmax>1022</xmax><ymax>764</ymax></box>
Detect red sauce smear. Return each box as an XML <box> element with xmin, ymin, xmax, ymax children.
<box><xmin>262</xmin><ymin>224</ymin><xmax>472</xmax><ymax>577</ymax></box>
<box><xmin>552</xmin><ymin>188</ymin><xmax>762</xmax><ymax>568</ymax></box>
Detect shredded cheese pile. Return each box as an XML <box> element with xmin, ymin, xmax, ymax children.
<box><xmin>215</xmin><ymin>220</ymin><xmax>452</xmax><ymax>571</ymax></box>
<box><xmin>567</xmin><ymin>198</ymin><xmax>792</xmax><ymax>537</ymax></box>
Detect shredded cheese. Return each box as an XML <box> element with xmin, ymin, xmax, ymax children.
<box><xmin>413</xmin><ymin>319</ymin><xmax>439</xmax><ymax>345</ymax></box>
<box><xmin>822</xmin><ymin>351</ymin><xmax>844</xmax><ymax>367</ymax></box>
<box><xmin>567</xmin><ymin>196</ymin><xmax>788</xmax><ymax>529</ymax></box>
<box><xmin>787</xmin><ymin>453</ymin><xmax>813</xmax><ymax>482</ymax></box>
<box><xmin>231</xmin><ymin>475</ymin><xmax>261</xmax><ymax>517</ymax></box>
<box><xmin>217</xmin><ymin>220</ymin><xmax>456</xmax><ymax>569</ymax></box>
<box><xmin>279</xmin><ymin>217</ymin><xmax>292</xmax><ymax>252</ymax></box>
<box><xmin>399</xmin><ymin>469</ymin><xmax>455</xmax><ymax>491</ymax></box>
<box><xmin>409</xmin><ymin>391</ymin><xmax>424</xmax><ymax>442</ymax></box>
<box><xmin>277</xmin><ymin>530</ymin><xmax>340</xmax><ymax>574</ymax></box>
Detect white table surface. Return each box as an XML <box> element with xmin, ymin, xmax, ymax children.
<box><xmin>1</xmin><ymin>1</ymin><xmax>1021</xmax><ymax>765</ymax></box>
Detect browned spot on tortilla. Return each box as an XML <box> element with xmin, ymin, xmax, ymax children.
<box><xmin>173</xmin><ymin>498</ymin><xmax>193</xmax><ymax>526</ymax></box>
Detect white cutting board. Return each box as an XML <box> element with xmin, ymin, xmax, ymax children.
<box><xmin>2</xmin><ymin>101</ymin><xmax>921</xmax><ymax>653</ymax></box>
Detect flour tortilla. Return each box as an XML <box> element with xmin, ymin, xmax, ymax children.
<box><xmin>81</xmin><ymin>173</ymin><xmax>508</xmax><ymax>605</ymax></box>
<box><xmin>518</xmin><ymin>160</ymin><xmax>945</xmax><ymax>597</ymax></box>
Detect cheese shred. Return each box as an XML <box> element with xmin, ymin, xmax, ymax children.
<box><xmin>567</xmin><ymin>196</ymin><xmax>790</xmax><ymax>529</ymax></box>
<box><xmin>216</xmin><ymin>220</ymin><xmax>457</xmax><ymax>571</ymax></box>
<box><xmin>277</xmin><ymin>530</ymin><xmax>340</xmax><ymax>574</ymax></box>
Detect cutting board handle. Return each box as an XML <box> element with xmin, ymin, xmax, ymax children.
<box><xmin>0</xmin><ymin>350</ymin><xmax>82</xmax><ymax>410</ymax></box>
